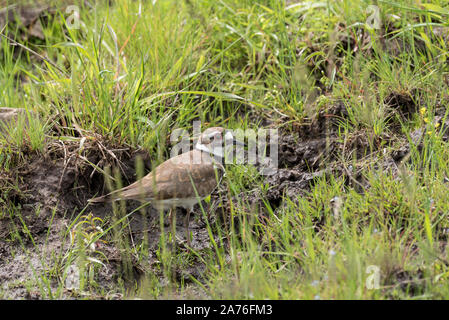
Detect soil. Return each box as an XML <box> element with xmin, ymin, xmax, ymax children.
<box><xmin>2</xmin><ymin>0</ymin><xmax>449</xmax><ymax>299</ymax></box>
<box><xmin>2</xmin><ymin>90</ymin><xmax>446</xmax><ymax>299</ymax></box>
<box><xmin>2</xmin><ymin>94</ymin><xmax>443</xmax><ymax>299</ymax></box>
<box><xmin>0</xmin><ymin>136</ymin><xmax>221</xmax><ymax>298</ymax></box>
<box><xmin>0</xmin><ymin>4</ymin><xmax>445</xmax><ymax>295</ymax></box>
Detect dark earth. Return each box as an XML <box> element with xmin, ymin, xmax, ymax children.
<box><xmin>0</xmin><ymin>2</ymin><xmax>446</xmax><ymax>299</ymax></box>
<box><xmin>1</xmin><ymin>91</ymin><xmax>445</xmax><ymax>298</ymax></box>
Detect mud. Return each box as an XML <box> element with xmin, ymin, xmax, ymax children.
<box><xmin>384</xmin><ymin>90</ymin><xmax>420</xmax><ymax>122</ymax></box>
<box><xmin>0</xmin><ymin>92</ymin><xmax>444</xmax><ymax>298</ymax></box>
<box><xmin>1</xmin><ymin>0</ymin><xmax>446</xmax><ymax>300</ymax></box>
<box><xmin>224</xmin><ymin>103</ymin><xmax>366</xmax><ymax>216</ymax></box>
<box><xmin>385</xmin><ymin>268</ymin><xmax>426</xmax><ymax>297</ymax></box>
<box><xmin>0</xmin><ymin>137</ymin><xmax>221</xmax><ymax>298</ymax></box>
<box><xmin>225</xmin><ymin>99</ymin><xmax>449</xmax><ymax>225</ymax></box>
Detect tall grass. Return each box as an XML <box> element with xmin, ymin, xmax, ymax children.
<box><xmin>2</xmin><ymin>0</ymin><xmax>449</xmax><ymax>299</ymax></box>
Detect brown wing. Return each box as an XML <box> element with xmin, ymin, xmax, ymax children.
<box><xmin>112</xmin><ymin>150</ymin><xmax>223</xmax><ymax>201</ymax></box>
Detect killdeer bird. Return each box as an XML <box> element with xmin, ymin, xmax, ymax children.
<box><xmin>89</xmin><ymin>127</ymin><xmax>244</xmax><ymax>243</ymax></box>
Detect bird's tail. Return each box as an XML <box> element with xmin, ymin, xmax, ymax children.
<box><xmin>88</xmin><ymin>180</ymin><xmax>146</xmax><ymax>204</ymax></box>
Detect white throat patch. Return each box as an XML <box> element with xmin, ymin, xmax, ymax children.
<box><xmin>195</xmin><ymin>142</ymin><xmax>224</xmax><ymax>158</ymax></box>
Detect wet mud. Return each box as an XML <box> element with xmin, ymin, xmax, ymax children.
<box><xmin>1</xmin><ymin>95</ymin><xmax>447</xmax><ymax>298</ymax></box>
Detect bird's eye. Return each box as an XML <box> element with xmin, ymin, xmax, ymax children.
<box><xmin>208</xmin><ymin>131</ymin><xmax>221</xmax><ymax>139</ymax></box>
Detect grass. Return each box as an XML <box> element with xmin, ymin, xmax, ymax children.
<box><xmin>1</xmin><ymin>0</ymin><xmax>449</xmax><ymax>299</ymax></box>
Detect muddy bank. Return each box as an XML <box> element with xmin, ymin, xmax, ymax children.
<box><xmin>0</xmin><ymin>137</ymin><xmax>220</xmax><ymax>298</ymax></box>
<box><xmin>1</xmin><ymin>96</ymin><xmax>446</xmax><ymax>298</ymax></box>
<box><xmin>228</xmin><ymin>99</ymin><xmax>449</xmax><ymax>218</ymax></box>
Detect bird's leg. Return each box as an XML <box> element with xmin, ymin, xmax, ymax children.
<box><xmin>185</xmin><ymin>207</ymin><xmax>192</xmax><ymax>246</ymax></box>
<box><xmin>199</xmin><ymin>200</ymin><xmax>209</xmax><ymax>227</ymax></box>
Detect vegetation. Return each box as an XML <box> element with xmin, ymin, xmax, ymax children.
<box><xmin>1</xmin><ymin>0</ymin><xmax>449</xmax><ymax>299</ymax></box>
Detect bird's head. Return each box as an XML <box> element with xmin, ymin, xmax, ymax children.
<box><xmin>195</xmin><ymin>127</ymin><xmax>245</xmax><ymax>158</ymax></box>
